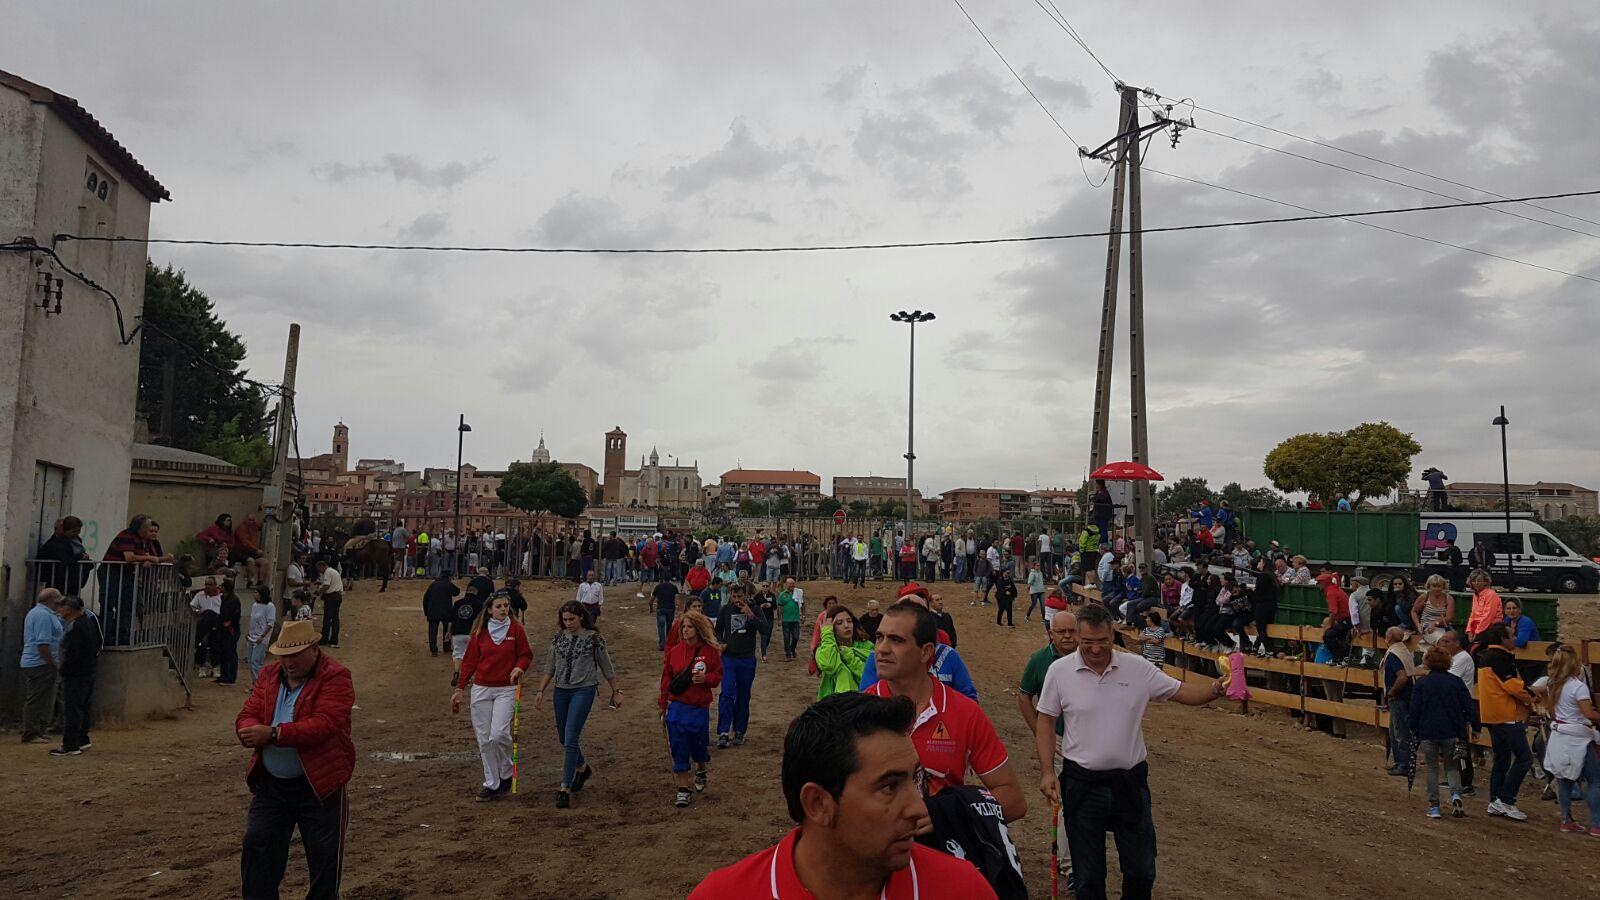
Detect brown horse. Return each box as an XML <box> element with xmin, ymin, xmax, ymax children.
<box><xmin>341</xmin><ymin>537</ymin><xmax>393</xmax><ymax>592</ymax></box>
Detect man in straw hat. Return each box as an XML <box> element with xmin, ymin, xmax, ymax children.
<box><xmin>235</xmin><ymin>618</ymin><xmax>355</xmax><ymax>899</ymax></box>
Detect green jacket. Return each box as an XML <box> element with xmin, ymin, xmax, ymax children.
<box><xmin>778</xmin><ymin>591</ymin><xmax>800</xmax><ymax>623</ymax></box>
<box><xmin>815</xmin><ymin>629</ymin><xmax>872</xmax><ymax>699</ymax></box>
<box><xmin>1079</xmin><ymin>527</ymin><xmax>1101</xmax><ymax>555</ymax></box>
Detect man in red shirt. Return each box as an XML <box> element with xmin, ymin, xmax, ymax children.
<box><xmin>864</xmin><ymin>602</ymin><xmax>1025</xmax><ymax>821</ymax></box>
<box><xmin>691</xmin><ymin>692</ymin><xmax>996</xmax><ymax>899</ymax></box>
<box><xmin>685</xmin><ymin>558</ymin><xmax>712</xmax><ymax>594</ymax></box>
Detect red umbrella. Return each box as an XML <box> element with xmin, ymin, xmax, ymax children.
<box><xmin>1089</xmin><ymin>461</ymin><xmax>1164</xmax><ymax>482</ymax></box>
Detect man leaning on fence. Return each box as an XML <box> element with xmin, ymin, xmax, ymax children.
<box><xmin>19</xmin><ymin>587</ymin><xmax>64</xmax><ymax>744</ymax></box>
<box><xmin>236</xmin><ymin>618</ymin><xmax>355</xmax><ymax>900</ymax></box>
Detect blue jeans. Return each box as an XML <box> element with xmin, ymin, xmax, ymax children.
<box><xmin>1557</xmin><ymin>741</ymin><xmax>1600</xmax><ymax>825</ymax></box>
<box><xmin>656</xmin><ymin>609</ymin><xmax>673</xmax><ymax>650</ymax></box>
<box><xmin>553</xmin><ymin>685</ymin><xmax>597</xmax><ymax>788</ymax></box>
<box><xmin>1488</xmin><ymin>723</ymin><xmax>1532</xmax><ymax>805</ymax></box>
<box><xmin>717</xmin><ymin>655</ymin><xmax>757</xmax><ymax>736</ymax></box>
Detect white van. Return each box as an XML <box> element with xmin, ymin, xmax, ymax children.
<box><xmin>1418</xmin><ymin>511</ymin><xmax>1599</xmax><ymax>594</ymax></box>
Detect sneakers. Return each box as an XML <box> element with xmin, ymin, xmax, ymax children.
<box><xmin>1427</xmin><ymin>806</ymin><xmax>1441</xmax><ymax>819</ymax></box>
<box><xmin>1451</xmin><ymin>795</ymin><xmax>1465</xmax><ymax>818</ymax></box>
<box><xmin>1559</xmin><ymin>821</ymin><xmax>1585</xmax><ymax>833</ymax></box>
<box><xmin>49</xmin><ymin>748</ymin><xmax>81</xmax><ymax>757</ymax></box>
<box><xmin>1500</xmin><ymin>803</ymin><xmax>1529</xmax><ymax>821</ymax></box>
<box><xmin>571</xmin><ymin>765</ymin><xmax>594</xmax><ymax>793</ymax></box>
<box><xmin>732</xmin><ymin>732</ymin><xmax>746</xmax><ymax>747</ymax></box>
<box><xmin>475</xmin><ymin>786</ymin><xmax>498</xmax><ymax>802</ymax></box>
<box><xmin>675</xmin><ymin>788</ymin><xmax>692</xmax><ymax>808</ymax></box>
<box><xmin>555</xmin><ymin>790</ymin><xmax>571</xmax><ymax>809</ymax></box>
<box><xmin>694</xmin><ymin>768</ymin><xmax>708</xmax><ymax>792</ymax></box>
<box><xmin>78</xmin><ymin>742</ymin><xmax>92</xmax><ymax>751</ymax></box>
<box><xmin>1458</xmin><ymin>785</ymin><xmax>1476</xmax><ymax>797</ymax></box>
<box><xmin>1589</xmin><ymin>827</ymin><xmax>1600</xmax><ymax>838</ymax></box>
<box><xmin>717</xmin><ymin>734</ymin><xmax>730</xmax><ymax>750</ymax></box>
<box><xmin>21</xmin><ymin>735</ymin><xmax>49</xmax><ymax>745</ymax></box>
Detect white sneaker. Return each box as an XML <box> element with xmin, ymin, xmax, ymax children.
<box><xmin>1486</xmin><ymin>800</ymin><xmax>1507</xmax><ymax>817</ymax></box>
<box><xmin>1499</xmin><ymin>803</ymin><xmax>1529</xmax><ymax>821</ymax></box>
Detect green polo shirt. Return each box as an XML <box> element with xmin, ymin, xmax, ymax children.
<box><xmin>1019</xmin><ymin>642</ymin><xmax>1065</xmax><ymax>737</ymax></box>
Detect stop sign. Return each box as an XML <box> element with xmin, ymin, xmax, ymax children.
<box><xmin>833</xmin><ymin>509</ymin><xmax>846</xmax><ymax>525</ymax></box>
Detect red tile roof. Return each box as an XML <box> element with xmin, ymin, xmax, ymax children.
<box><xmin>0</xmin><ymin>69</ymin><xmax>170</xmax><ymax>202</ymax></box>
<box><xmin>721</xmin><ymin>469</ymin><xmax>821</xmax><ymax>486</ymax></box>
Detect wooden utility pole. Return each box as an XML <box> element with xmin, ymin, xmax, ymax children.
<box><xmin>261</xmin><ymin>324</ymin><xmax>300</xmax><ymax>608</ymax></box>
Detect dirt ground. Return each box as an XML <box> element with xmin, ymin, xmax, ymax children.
<box><xmin>5</xmin><ymin>578</ymin><xmax>1600</xmax><ymax>899</ymax></box>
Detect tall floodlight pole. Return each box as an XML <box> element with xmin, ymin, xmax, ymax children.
<box><xmin>454</xmin><ymin>415</ymin><xmax>472</xmax><ymax>539</ymax></box>
<box><xmin>891</xmin><ymin>310</ymin><xmax>935</xmax><ymax>543</ymax></box>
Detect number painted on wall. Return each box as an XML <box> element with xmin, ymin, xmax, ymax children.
<box><xmin>81</xmin><ymin>519</ymin><xmax>101</xmax><ymax>554</ymax></box>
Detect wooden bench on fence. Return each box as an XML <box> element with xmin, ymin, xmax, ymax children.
<box><xmin>1065</xmin><ymin>583</ymin><xmax>1600</xmax><ymax>741</ymax></box>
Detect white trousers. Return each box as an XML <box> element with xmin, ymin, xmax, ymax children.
<box><xmin>471</xmin><ymin>684</ymin><xmax>517</xmax><ymax>789</ymax></box>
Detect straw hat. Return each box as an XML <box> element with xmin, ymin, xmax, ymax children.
<box><xmin>269</xmin><ymin>620</ymin><xmax>320</xmax><ymax>655</ymax></box>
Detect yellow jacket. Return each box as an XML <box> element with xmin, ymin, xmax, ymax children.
<box><xmin>1476</xmin><ymin>646</ymin><xmax>1534</xmax><ymax>725</ymax></box>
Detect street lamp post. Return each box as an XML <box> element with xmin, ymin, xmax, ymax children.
<box><xmin>454</xmin><ymin>414</ymin><xmax>472</xmax><ymax>542</ymax></box>
<box><xmin>890</xmin><ymin>310</ymin><xmax>935</xmax><ymax>546</ymax></box>
<box><xmin>1493</xmin><ymin>406</ymin><xmax>1511</xmax><ymax>551</ymax></box>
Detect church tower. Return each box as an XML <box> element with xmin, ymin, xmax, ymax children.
<box><xmin>602</xmin><ymin>427</ymin><xmax>626</xmax><ymax>505</ymax></box>
<box><xmin>332</xmin><ymin>422</ymin><xmax>349</xmax><ymax>472</ymax></box>
<box><xmin>532</xmin><ymin>432</ymin><xmax>551</xmax><ymax>464</ymax></box>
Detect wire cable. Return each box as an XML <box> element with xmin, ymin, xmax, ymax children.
<box><xmin>1</xmin><ymin>240</ymin><xmax>139</xmax><ymax>344</ymax></box>
<box><xmin>1138</xmin><ymin>167</ymin><xmax>1599</xmax><ymax>284</ymax></box>
<box><xmin>1169</xmin><ymin>97</ymin><xmax>1600</xmax><ymax>231</ymax></box>
<box><xmin>44</xmin><ymin>190</ymin><xmax>1600</xmax><ymax>284</ymax></box>
<box><xmin>949</xmin><ymin>0</ymin><xmax>1084</xmax><ymax>149</ymax></box>
<box><xmin>1190</xmin><ymin>124</ymin><xmax>1600</xmax><ymax>241</ymax></box>
<box><xmin>1033</xmin><ymin>0</ymin><xmax>1120</xmax><ymax>84</ymax></box>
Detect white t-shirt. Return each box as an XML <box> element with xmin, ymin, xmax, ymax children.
<box><xmin>1449</xmin><ymin>650</ymin><xmax>1477</xmax><ymax>697</ymax></box>
<box><xmin>248</xmin><ymin>601</ymin><xmax>277</xmax><ymax>643</ymax></box>
<box><xmin>1039</xmin><ymin>534</ymin><xmax>1052</xmax><ymax>554</ymax></box>
<box><xmin>286</xmin><ymin>563</ymin><xmax>306</xmax><ymax>586</ymax></box>
<box><xmin>1551</xmin><ymin>677</ymin><xmax>1592</xmax><ymax>724</ymax></box>
<box><xmin>190</xmin><ymin>590</ymin><xmax>222</xmax><ymax>615</ymax></box>
<box><xmin>1036</xmin><ymin>650</ymin><xmax>1182</xmax><ymax>770</ymax></box>
<box><xmin>318</xmin><ymin>567</ymin><xmax>344</xmax><ymax>594</ymax></box>
<box><xmin>577</xmin><ymin>581</ymin><xmax>604</xmax><ymax>607</ymax></box>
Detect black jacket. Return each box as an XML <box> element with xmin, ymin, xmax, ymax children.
<box><xmin>715</xmin><ymin>601</ymin><xmax>770</xmax><ymax>658</ymax></box>
<box><xmin>59</xmin><ymin>613</ymin><xmax>103</xmax><ymax>679</ymax></box>
<box><xmin>423</xmin><ymin>578</ymin><xmax>460</xmax><ymax>620</ymax></box>
<box><xmin>918</xmin><ymin>785</ymin><xmax>1027</xmax><ymax>900</ymax></box>
<box><xmin>468</xmin><ymin>574</ymin><xmax>495</xmax><ymax>598</ymax></box>
<box><xmin>35</xmin><ymin>534</ymin><xmax>90</xmax><ymax>596</ymax></box>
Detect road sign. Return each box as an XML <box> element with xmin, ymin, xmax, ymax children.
<box><xmin>833</xmin><ymin>509</ymin><xmax>846</xmax><ymax>525</ymax></box>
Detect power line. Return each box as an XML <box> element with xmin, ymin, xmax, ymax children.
<box><xmin>1189</xmin><ymin>123</ymin><xmax>1600</xmax><ymax>241</ymax></box>
<box><xmin>1033</xmin><ymin>0</ymin><xmax>1120</xmax><ymax>84</ymax></box>
<box><xmin>949</xmin><ymin>0</ymin><xmax>1084</xmax><ymax>149</ymax></box>
<box><xmin>1165</xmin><ymin>96</ymin><xmax>1600</xmax><ymax>231</ymax></box>
<box><xmin>1138</xmin><ymin>166</ymin><xmax>1600</xmax><ymax>284</ymax></box>
<box><xmin>43</xmin><ymin>189</ymin><xmax>1600</xmax><ymax>284</ymax></box>
<box><xmin>0</xmin><ymin>240</ymin><xmax>139</xmax><ymax>344</ymax></box>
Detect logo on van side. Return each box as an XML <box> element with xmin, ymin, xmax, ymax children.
<box><xmin>1419</xmin><ymin>522</ymin><xmax>1456</xmax><ymax>552</ymax></box>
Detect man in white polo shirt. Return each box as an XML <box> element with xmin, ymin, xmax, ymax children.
<box><xmin>1032</xmin><ymin>603</ymin><xmax>1222</xmax><ymax>900</ymax></box>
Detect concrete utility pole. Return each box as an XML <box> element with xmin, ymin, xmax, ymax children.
<box><xmin>1082</xmin><ymin>84</ymin><xmax>1187</xmax><ymax>565</ymax></box>
<box><xmin>262</xmin><ymin>323</ymin><xmax>300</xmax><ymax>609</ymax></box>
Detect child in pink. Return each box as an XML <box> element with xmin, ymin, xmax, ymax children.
<box><xmin>1225</xmin><ymin>648</ymin><xmax>1251</xmax><ymax>714</ymax></box>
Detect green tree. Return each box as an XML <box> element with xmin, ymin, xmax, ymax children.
<box><xmin>199</xmin><ymin>415</ymin><xmax>274</xmax><ymax>470</ymax></box>
<box><xmin>138</xmin><ymin>263</ymin><xmax>269</xmax><ymax>453</ymax></box>
<box><xmin>1264</xmin><ymin>423</ymin><xmax>1421</xmax><ymax>504</ymax></box>
<box><xmin>874</xmin><ymin>499</ymin><xmax>907</xmax><ymax>519</ymax></box>
<box><xmin>497</xmin><ymin>461</ymin><xmax>587</xmax><ymax>523</ymax></box>
<box><xmin>738</xmin><ymin>498</ymin><xmax>767</xmax><ymax>516</ymax></box>
<box><xmin>1155</xmin><ymin>476</ymin><xmax>1212</xmax><ymax>519</ymax></box>
<box><xmin>1218</xmin><ymin>481</ymin><xmax>1288</xmax><ymax>511</ymax></box>
<box><xmin>1545</xmin><ymin>515</ymin><xmax>1600</xmax><ymax>557</ymax></box>
<box><xmin>847</xmin><ymin>500</ymin><xmax>873</xmax><ymax>517</ymax></box>
<box><xmin>815</xmin><ymin>497</ymin><xmax>843</xmax><ymax>516</ymax></box>
<box><xmin>774</xmin><ymin>493</ymin><xmax>798</xmax><ymax>515</ymax></box>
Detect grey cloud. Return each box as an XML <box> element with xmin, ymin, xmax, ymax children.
<box><xmin>662</xmin><ymin>118</ymin><xmax>835</xmax><ymax>197</ymax></box>
<box><xmin>1296</xmin><ymin>68</ymin><xmax>1343</xmax><ymax>100</ymax></box>
<box><xmin>532</xmin><ymin>193</ymin><xmax>683</xmax><ymax>247</ymax></box>
<box><xmin>825</xmin><ymin>65</ymin><xmax>869</xmax><ymax>103</ymax></box>
<box><xmin>318</xmin><ymin>153</ymin><xmax>492</xmax><ymax>189</ymax></box>
<box><xmin>853</xmin><ymin>110</ymin><xmax>973</xmax><ymax>199</ymax></box>
<box><xmin>395</xmin><ymin>212</ymin><xmax>448</xmax><ymax>243</ymax></box>
<box><xmin>740</xmin><ymin>336</ymin><xmax>855</xmax><ymax>385</ymax></box>
<box><xmin>1020</xmin><ymin>66</ymin><xmax>1091</xmax><ymax>112</ymax></box>
<box><xmin>916</xmin><ymin>62</ymin><xmax>1025</xmax><ymax>134</ymax></box>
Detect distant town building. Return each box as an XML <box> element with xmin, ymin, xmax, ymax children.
<box><xmin>721</xmin><ymin>469</ymin><xmax>823</xmax><ymax>510</ymax></box>
<box><xmin>1445</xmin><ymin>481</ymin><xmax>1597</xmax><ymax>521</ymax></box>
<box><xmin>832</xmin><ymin>475</ymin><xmax>927</xmax><ymax>515</ymax></box>
<box><xmin>597</xmin><ymin>427</ymin><xmax>700</xmax><ymax>509</ymax></box>
<box><xmin>938</xmin><ymin>487</ymin><xmax>1032</xmax><ymax>523</ymax></box>
<box><xmin>354</xmin><ymin>458</ymin><xmax>404</xmax><ymax>476</ymax></box>
<box><xmin>1028</xmin><ymin>488</ymin><xmax>1081</xmax><ymax>521</ymax></box>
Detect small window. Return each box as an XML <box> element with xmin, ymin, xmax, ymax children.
<box><xmin>1529</xmin><ymin>533</ymin><xmax>1567</xmax><ymax>557</ymax></box>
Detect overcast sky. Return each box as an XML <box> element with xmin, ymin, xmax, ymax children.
<box><xmin>8</xmin><ymin>2</ymin><xmax>1597</xmax><ymax>497</ymax></box>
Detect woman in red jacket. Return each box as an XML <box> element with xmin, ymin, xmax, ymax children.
<box><xmin>450</xmin><ymin>593</ymin><xmax>533</xmax><ymax>801</ymax></box>
<box><xmin>659</xmin><ymin>611</ymin><xmax>722</xmax><ymax>808</ymax></box>
<box><xmin>664</xmin><ymin>596</ymin><xmax>705</xmax><ymax>653</ymax></box>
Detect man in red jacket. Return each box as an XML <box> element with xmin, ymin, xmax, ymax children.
<box><xmin>236</xmin><ymin>619</ymin><xmax>355</xmax><ymax>899</ymax></box>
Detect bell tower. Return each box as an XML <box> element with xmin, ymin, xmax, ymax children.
<box><xmin>603</xmin><ymin>427</ymin><xmax>626</xmax><ymax>505</ymax></box>
<box><xmin>332</xmin><ymin>421</ymin><xmax>349</xmax><ymax>472</ymax></box>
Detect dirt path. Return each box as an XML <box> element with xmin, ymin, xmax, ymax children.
<box><xmin>4</xmin><ymin>578</ymin><xmax>1598</xmax><ymax>898</ymax></box>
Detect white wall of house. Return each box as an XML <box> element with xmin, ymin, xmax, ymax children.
<box><xmin>0</xmin><ymin>77</ymin><xmax>158</xmax><ymax>717</ymax></box>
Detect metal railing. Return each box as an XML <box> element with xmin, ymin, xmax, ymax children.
<box><xmin>27</xmin><ymin>559</ymin><xmax>196</xmax><ymax>700</ymax></box>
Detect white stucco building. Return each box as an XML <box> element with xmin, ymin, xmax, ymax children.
<box><xmin>0</xmin><ymin>69</ymin><xmax>167</xmax><ymax>716</ymax></box>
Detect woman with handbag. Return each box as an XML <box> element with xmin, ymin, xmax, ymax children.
<box><xmin>450</xmin><ymin>592</ymin><xmax>533</xmax><ymax>801</ymax></box>
<box><xmin>659</xmin><ymin>611</ymin><xmax>722</xmax><ymax>808</ymax></box>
